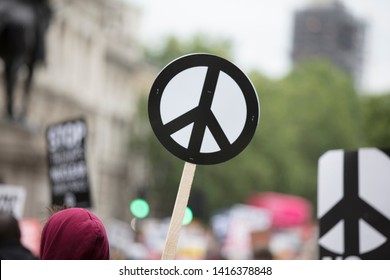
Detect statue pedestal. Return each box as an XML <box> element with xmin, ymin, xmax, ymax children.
<box><xmin>0</xmin><ymin>119</ymin><xmax>44</xmax><ymax>166</ymax></box>
<box><xmin>0</xmin><ymin>119</ymin><xmax>49</xmax><ymax>218</ymax></box>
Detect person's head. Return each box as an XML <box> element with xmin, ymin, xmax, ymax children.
<box><xmin>0</xmin><ymin>212</ymin><xmax>21</xmax><ymax>241</ymax></box>
<box><xmin>40</xmin><ymin>207</ymin><xmax>109</xmax><ymax>260</ymax></box>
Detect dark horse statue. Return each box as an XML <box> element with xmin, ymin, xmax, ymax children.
<box><xmin>0</xmin><ymin>0</ymin><xmax>52</xmax><ymax>121</ymax></box>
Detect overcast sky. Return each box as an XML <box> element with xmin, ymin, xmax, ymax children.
<box><xmin>127</xmin><ymin>0</ymin><xmax>390</xmax><ymax>94</ymax></box>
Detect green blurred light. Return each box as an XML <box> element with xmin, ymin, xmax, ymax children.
<box><xmin>130</xmin><ymin>199</ymin><xmax>150</xmax><ymax>219</ymax></box>
<box><xmin>182</xmin><ymin>207</ymin><xmax>193</xmax><ymax>226</ymax></box>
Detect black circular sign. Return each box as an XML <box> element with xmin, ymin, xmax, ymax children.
<box><xmin>148</xmin><ymin>53</ymin><xmax>259</xmax><ymax>165</ymax></box>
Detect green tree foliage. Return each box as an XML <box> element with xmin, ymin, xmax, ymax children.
<box><xmin>360</xmin><ymin>94</ymin><xmax>390</xmax><ymax>148</ymax></box>
<box><xmin>132</xmin><ymin>34</ymin><xmax>388</xmax><ymax>220</ymax></box>
<box><xmin>250</xmin><ymin>61</ymin><xmax>362</xmax><ymax>203</ymax></box>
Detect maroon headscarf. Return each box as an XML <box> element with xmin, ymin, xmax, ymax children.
<box><xmin>40</xmin><ymin>208</ymin><xmax>109</xmax><ymax>260</ymax></box>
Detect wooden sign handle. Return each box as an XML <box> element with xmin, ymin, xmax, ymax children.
<box><xmin>161</xmin><ymin>162</ymin><xmax>197</xmax><ymax>260</ymax></box>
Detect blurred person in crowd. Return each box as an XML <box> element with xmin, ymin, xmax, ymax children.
<box><xmin>253</xmin><ymin>247</ymin><xmax>273</xmax><ymax>260</ymax></box>
<box><xmin>40</xmin><ymin>207</ymin><xmax>109</xmax><ymax>260</ymax></box>
<box><xmin>0</xmin><ymin>211</ymin><xmax>37</xmax><ymax>260</ymax></box>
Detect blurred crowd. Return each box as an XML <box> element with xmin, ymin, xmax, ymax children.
<box><xmin>0</xmin><ymin>203</ymin><xmax>318</xmax><ymax>260</ymax></box>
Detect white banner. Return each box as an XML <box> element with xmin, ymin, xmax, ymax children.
<box><xmin>0</xmin><ymin>185</ymin><xmax>26</xmax><ymax>218</ymax></box>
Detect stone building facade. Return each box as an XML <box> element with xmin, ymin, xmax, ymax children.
<box><xmin>0</xmin><ymin>0</ymin><xmax>152</xmax><ymax>223</ymax></box>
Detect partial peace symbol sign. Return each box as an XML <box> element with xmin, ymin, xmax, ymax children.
<box><xmin>148</xmin><ymin>54</ymin><xmax>259</xmax><ymax>165</ymax></box>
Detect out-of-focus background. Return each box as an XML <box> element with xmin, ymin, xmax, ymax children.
<box><xmin>0</xmin><ymin>0</ymin><xmax>389</xmax><ymax>260</ymax></box>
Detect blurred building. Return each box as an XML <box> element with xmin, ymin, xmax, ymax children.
<box><xmin>0</xmin><ymin>0</ymin><xmax>153</xmax><ymax>222</ymax></box>
<box><xmin>291</xmin><ymin>0</ymin><xmax>365</xmax><ymax>84</ymax></box>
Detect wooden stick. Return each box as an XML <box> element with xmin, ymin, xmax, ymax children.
<box><xmin>161</xmin><ymin>162</ymin><xmax>197</xmax><ymax>260</ymax></box>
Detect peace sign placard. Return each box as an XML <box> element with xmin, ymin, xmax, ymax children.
<box><xmin>148</xmin><ymin>53</ymin><xmax>259</xmax><ymax>165</ymax></box>
<box><xmin>148</xmin><ymin>53</ymin><xmax>260</xmax><ymax>259</ymax></box>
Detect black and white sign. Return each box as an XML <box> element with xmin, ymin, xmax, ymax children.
<box><xmin>46</xmin><ymin>118</ymin><xmax>91</xmax><ymax>208</ymax></box>
<box><xmin>0</xmin><ymin>185</ymin><xmax>26</xmax><ymax>218</ymax></box>
<box><xmin>318</xmin><ymin>148</ymin><xmax>390</xmax><ymax>259</ymax></box>
<box><xmin>148</xmin><ymin>54</ymin><xmax>259</xmax><ymax>165</ymax></box>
